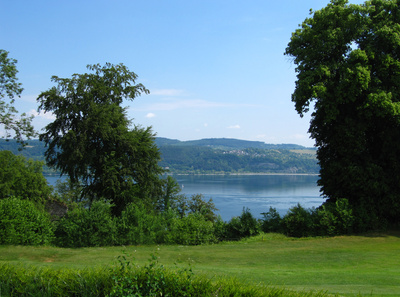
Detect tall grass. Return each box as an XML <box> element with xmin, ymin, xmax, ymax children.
<box><xmin>0</xmin><ymin>257</ymin><xmax>335</xmax><ymax>297</ymax></box>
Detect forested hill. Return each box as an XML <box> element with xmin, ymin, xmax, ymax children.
<box><xmin>0</xmin><ymin>138</ymin><xmax>319</xmax><ymax>174</ymax></box>
<box><xmin>154</xmin><ymin>137</ymin><xmax>309</xmax><ymax>150</ymax></box>
<box><xmin>154</xmin><ymin>138</ymin><xmax>318</xmax><ymax>173</ymax></box>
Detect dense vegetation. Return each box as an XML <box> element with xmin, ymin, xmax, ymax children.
<box><xmin>0</xmin><ymin>256</ymin><xmax>335</xmax><ymax>297</ymax></box>
<box><xmin>286</xmin><ymin>0</ymin><xmax>400</xmax><ymax>228</ymax></box>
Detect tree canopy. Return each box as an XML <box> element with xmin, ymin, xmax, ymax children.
<box><xmin>0</xmin><ymin>150</ymin><xmax>52</xmax><ymax>206</ymax></box>
<box><xmin>37</xmin><ymin>63</ymin><xmax>164</xmax><ymax>214</ymax></box>
<box><xmin>285</xmin><ymin>0</ymin><xmax>400</xmax><ymax>226</ymax></box>
<box><xmin>0</xmin><ymin>50</ymin><xmax>35</xmax><ymax>145</ymax></box>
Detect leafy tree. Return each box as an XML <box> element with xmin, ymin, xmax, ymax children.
<box><xmin>37</xmin><ymin>63</ymin><xmax>164</xmax><ymax>215</ymax></box>
<box><xmin>0</xmin><ymin>50</ymin><xmax>35</xmax><ymax>146</ymax></box>
<box><xmin>158</xmin><ymin>175</ymin><xmax>182</xmax><ymax>212</ymax></box>
<box><xmin>285</xmin><ymin>0</ymin><xmax>400</xmax><ymax>226</ymax></box>
<box><xmin>0</xmin><ymin>150</ymin><xmax>52</xmax><ymax>206</ymax></box>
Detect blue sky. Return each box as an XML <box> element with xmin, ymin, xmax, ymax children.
<box><xmin>1</xmin><ymin>0</ymin><xmax>365</xmax><ymax>147</ymax></box>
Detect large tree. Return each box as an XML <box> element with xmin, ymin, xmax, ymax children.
<box><xmin>0</xmin><ymin>50</ymin><xmax>35</xmax><ymax>145</ymax></box>
<box><xmin>37</xmin><ymin>63</ymin><xmax>164</xmax><ymax>214</ymax></box>
<box><xmin>285</xmin><ymin>0</ymin><xmax>400</xmax><ymax>227</ymax></box>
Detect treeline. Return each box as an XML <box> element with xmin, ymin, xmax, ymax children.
<box><xmin>0</xmin><ymin>139</ymin><xmax>319</xmax><ymax>174</ymax></box>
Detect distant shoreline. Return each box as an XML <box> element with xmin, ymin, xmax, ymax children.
<box><xmin>167</xmin><ymin>172</ymin><xmax>319</xmax><ymax>176</ymax></box>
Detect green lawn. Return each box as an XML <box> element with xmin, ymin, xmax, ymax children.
<box><xmin>1</xmin><ymin>232</ymin><xmax>399</xmax><ymax>296</ymax></box>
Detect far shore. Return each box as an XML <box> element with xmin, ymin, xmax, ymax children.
<box><xmin>166</xmin><ymin>172</ymin><xmax>319</xmax><ymax>176</ymax></box>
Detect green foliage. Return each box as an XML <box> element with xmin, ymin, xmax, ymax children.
<box><xmin>54</xmin><ymin>201</ymin><xmax>117</xmax><ymax>247</ymax></box>
<box><xmin>166</xmin><ymin>212</ymin><xmax>216</xmax><ymax>245</ymax></box>
<box><xmin>53</xmin><ymin>193</ymin><xmax>220</xmax><ymax>247</ymax></box>
<box><xmin>262</xmin><ymin>200</ymin><xmax>355</xmax><ymax>238</ymax></box>
<box><xmin>224</xmin><ymin>208</ymin><xmax>260</xmax><ymax>240</ymax></box>
<box><xmin>0</xmin><ymin>263</ymin><xmax>113</xmax><ymax>297</ymax></box>
<box><xmin>0</xmin><ymin>150</ymin><xmax>52</xmax><ymax>206</ymax></box>
<box><xmin>285</xmin><ymin>0</ymin><xmax>400</xmax><ymax>225</ymax></box>
<box><xmin>0</xmin><ymin>254</ymin><xmax>333</xmax><ymax>297</ymax></box>
<box><xmin>116</xmin><ymin>202</ymin><xmax>167</xmax><ymax>245</ymax></box>
<box><xmin>158</xmin><ymin>175</ymin><xmax>181</xmax><ymax>211</ymax></box>
<box><xmin>184</xmin><ymin>194</ymin><xmax>218</xmax><ymax>223</ymax></box>
<box><xmin>282</xmin><ymin>204</ymin><xmax>315</xmax><ymax>237</ymax></box>
<box><xmin>0</xmin><ymin>197</ymin><xmax>54</xmax><ymax>245</ymax></box>
<box><xmin>0</xmin><ymin>49</ymin><xmax>36</xmax><ymax>146</ymax></box>
<box><xmin>317</xmin><ymin>198</ymin><xmax>355</xmax><ymax>236</ymax></box>
<box><xmin>261</xmin><ymin>207</ymin><xmax>283</xmax><ymax>233</ymax></box>
<box><xmin>37</xmin><ymin>63</ymin><xmax>163</xmax><ymax>215</ymax></box>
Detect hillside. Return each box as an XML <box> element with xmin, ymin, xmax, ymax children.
<box><xmin>155</xmin><ymin>137</ymin><xmax>311</xmax><ymax>150</ymax></box>
<box><xmin>0</xmin><ymin>138</ymin><xmax>319</xmax><ymax>174</ymax></box>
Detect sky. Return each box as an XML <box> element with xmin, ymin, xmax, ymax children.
<box><xmin>1</xmin><ymin>0</ymin><xmax>366</xmax><ymax>147</ymax></box>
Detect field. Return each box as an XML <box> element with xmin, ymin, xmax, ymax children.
<box><xmin>1</xmin><ymin>232</ymin><xmax>399</xmax><ymax>296</ymax></box>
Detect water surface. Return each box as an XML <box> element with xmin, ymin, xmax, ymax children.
<box><xmin>174</xmin><ymin>174</ymin><xmax>323</xmax><ymax>221</ymax></box>
<box><xmin>46</xmin><ymin>174</ymin><xmax>324</xmax><ymax>221</ymax></box>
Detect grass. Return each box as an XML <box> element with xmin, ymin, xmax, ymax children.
<box><xmin>1</xmin><ymin>232</ymin><xmax>399</xmax><ymax>296</ymax></box>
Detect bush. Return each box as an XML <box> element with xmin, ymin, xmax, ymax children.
<box><xmin>165</xmin><ymin>212</ymin><xmax>216</xmax><ymax>245</ymax></box>
<box><xmin>116</xmin><ymin>202</ymin><xmax>167</xmax><ymax>245</ymax></box>
<box><xmin>282</xmin><ymin>204</ymin><xmax>315</xmax><ymax>237</ymax></box>
<box><xmin>225</xmin><ymin>208</ymin><xmax>260</xmax><ymax>240</ymax></box>
<box><xmin>54</xmin><ymin>200</ymin><xmax>116</xmax><ymax>247</ymax></box>
<box><xmin>0</xmin><ymin>197</ymin><xmax>54</xmax><ymax>245</ymax></box>
<box><xmin>317</xmin><ymin>198</ymin><xmax>355</xmax><ymax>236</ymax></box>
<box><xmin>261</xmin><ymin>207</ymin><xmax>283</xmax><ymax>233</ymax></box>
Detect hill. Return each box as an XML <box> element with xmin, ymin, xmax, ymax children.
<box><xmin>0</xmin><ymin>138</ymin><xmax>319</xmax><ymax>174</ymax></box>
<box><xmin>155</xmin><ymin>137</ymin><xmax>311</xmax><ymax>150</ymax></box>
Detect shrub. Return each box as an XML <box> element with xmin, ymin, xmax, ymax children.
<box><xmin>54</xmin><ymin>200</ymin><xmax>116</xmax><ymax>247</ymax></box>
<box><xmin>282</xmin><ymin>204</ymin><xmax>315</xmax><ymax>237</ymax></box>
<box><xmin>261</xmin><ymin>207</ymin><xmax>283</xmax><ymax>233</ymax></box>
<box><xmin>225</xmin><ymin>208</ymin><xmax>260</xmax><ymax>240</ymax></box>
<box><xmin>0</xmin><ymin>197</ymin><xmax>54</xmax><ymax>245</ymax></box>
<box><xmin>116</xmin><ymin>202</ymin><xmax>167</xmax><ymax>245</ymax></box>
<box><xmin>317</xmin><ymin>198</ymin><xmax>355</xmax><ymax>236</ymax></box>
<box><xmin>165</xmin><ymin>212</ymin><xmax>216</xmax><ymax>245</ymax></box>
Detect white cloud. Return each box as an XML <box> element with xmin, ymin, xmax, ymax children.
<box><xmin>228</xmin><ymin>124</ymin><xmax>241</xmax><ymax>129</ymax></box>
<box><xmin>150</xmin><ymin>89</ymin><xmax>185</xmax><ymax>96</ymax></box>
<box><xmin>28</xmin><ymin>109</ymin><xmax>56</xmax><ymax>120</ymax></box>
<box><xmin>146</xmin><ymin>112</ymin><xmax>156</xmax><ymax>118</ymax></box>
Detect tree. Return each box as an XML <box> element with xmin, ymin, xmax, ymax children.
<box><xmin>0</xmin><ymin>150</ymin><xmax>52</xmax><ymax>206</ymax></box>
<box><xmin>0</xmin><ymin>50</ymin><xmax>36</xmax><ymax>146</ymax></box>
<box><xmin>285</xmin><ymin>0</ymin><xmax>400</xmax><ymax>226</ymax></box>
<box><xmin>37</xmin><ymin>63</ymin><xmax>164</xmax><ymax>215</ymax></box>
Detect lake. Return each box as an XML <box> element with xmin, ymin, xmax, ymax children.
<box><xmin>46</xmin><ymin>174</ymin><xmax>324</xmax><ymax>221</ymax></box>
<box><xmin>174</xmin><ymin>174</ymin><xmax>324</xmax><ymax>221</ymax></box>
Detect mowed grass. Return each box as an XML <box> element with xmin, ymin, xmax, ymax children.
<box><xmin>1</xmin><ymin>232</ymin><xmax>399</xmax><ymax>296</ymax></box>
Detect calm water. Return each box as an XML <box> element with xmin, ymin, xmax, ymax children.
<box><xmin>46</xmin><ymin>174</ymin><xmax>324</xmax><ymax>221</ymax></box>
<box><xmin>174</xmin><ymin>174</ymin><xmax>324</xmax><ymax>221</ymax></box>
